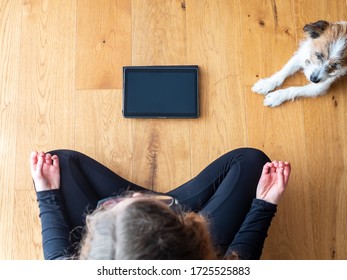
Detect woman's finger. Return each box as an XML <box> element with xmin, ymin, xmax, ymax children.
<box><xmin>52</xmin><ymin>155</ymin><xmax>59</xmax><ymax>167</ymax></box>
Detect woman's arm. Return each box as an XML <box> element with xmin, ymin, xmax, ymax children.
<box><xmin>31</xmin><ymin>151</ymin><xmax>72</xmax><ymax>259</ymax></box>
<box><xmin>226</xmin><ymin>161</ymin><xmax>291</xmax><ymax>259</ymax></box>
<box><xmin>226</xmin><ymin>198</ymin><xmax>277</xmax><ymax>259</ymax></box>
<box><xmin>36</xmin><ymin>190</ymin><xmax>72</xmax><ymax>259</ymax></box>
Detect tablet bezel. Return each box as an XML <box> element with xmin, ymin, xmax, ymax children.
<box><xmin>122</xmin><ymin>65</ymin><xmax>199</xmax><ymax>118</ymax></box>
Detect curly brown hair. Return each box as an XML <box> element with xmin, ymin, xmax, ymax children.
<box><xmin>78</xmin><ymin>199</ymin><xmax>218</xmax><ymax>260</ymax></box>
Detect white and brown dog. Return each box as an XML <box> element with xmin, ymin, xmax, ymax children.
<box><xmin>252</xmin><ymin>20</ymin><xmax>347</xmax><ymax>107</ymax></box>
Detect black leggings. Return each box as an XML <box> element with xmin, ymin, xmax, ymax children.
<box><xmin>50</xmin><ymin>147</ymin><xmax>270</xmax><ymax>253</ymax></box>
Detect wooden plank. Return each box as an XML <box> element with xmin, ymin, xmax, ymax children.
<box><xmin>76</xmin><ymin>0</ymin><xmax>132</xmax><ymax>90</ymax></box>
<box><xmin>302</xmin><ymin>92</ymin><xmax>347</xmax><ymax>259</ymax></box>
<box><xmin>17</xmin><ymin>0</ymin><xmax>76</xmax><ymax>178</ymax></box>
<box><xmin>131</xmin><ymin>119</ymin><xmax>192</xmax><ymax>192</ymax></box>
<box><xmin>131</xmin><ymin>0</ymin><xmax>191</xmax><ymax>191</ymax></box>
<box><xmin>132</xmin><ymin>0</ymin><xmax>187</xmax><ymax>66</ymax></box>
<box><xmin>14</xmin><ymin>0</ymin><xmax>76</xmax><ymax>259</ymax></box>
<box><xmin>0</xmin><ymin>0</ymin><xmax>22</xmax><ymax>260</ymax></box>
<box><xmin>12</xmin><ymin>190</ymin><xmax>43</xmax><ymax>259</ymax></box>
<box><xmin>186</xmin><ymin>0</ymin><xmax>247</xmax><ymax>175</ymax></box>
<box><xmin>75</xmin><ymin>89</ymin><xmax>134</xmax><ymax>183</ymax></box>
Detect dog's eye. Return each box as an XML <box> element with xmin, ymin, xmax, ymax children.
<box><xmin>330</xmin><ymin>62</ymin><xmax>340</xmax><ymax>69</ymax></box>
<box><xmin>328</xmin><ymin>62</ymin><xmax>340</xmax><ymax>73</ymax></box>
<box><xmin>315</xmin><ymin>52</ymin><xmax>324</xmax><ymax>60</ymax></box>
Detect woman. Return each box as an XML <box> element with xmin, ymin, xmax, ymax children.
<box><xmin>30</xmin><ymin>148</ymin><xmax>291</xmax><ymax>260</ymax></box>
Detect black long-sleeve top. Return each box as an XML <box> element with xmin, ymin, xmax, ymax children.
<box><xmin>36</xmin><ymin>190</ymin><xmax>277</xmax><ymax>260</ymax></box>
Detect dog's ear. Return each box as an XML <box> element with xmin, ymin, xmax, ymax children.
<box><xmin>303</xmin><ymin>20</ymin><xmax>329</xmax><ymax>38</ymax></box>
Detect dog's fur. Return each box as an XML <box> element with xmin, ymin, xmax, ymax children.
<box><xmin>252</xmin><ymin>20</ymin><xmax>347</xmax><ymax>107</ymax></box>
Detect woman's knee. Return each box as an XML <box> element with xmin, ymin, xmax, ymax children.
<box><xmin>230</xmin><ymin>147</ymin><xmax>270</xmax><ymax>164</ymax></box>
<box><xmin>47</xmin><ymin>149</ymin><xmax>88</xmax><ymax>162</ymax></box>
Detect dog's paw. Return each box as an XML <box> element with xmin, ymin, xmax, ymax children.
<box><xmin>263</xmin><ymin>91</ymin><xmax>287</xmax><ymax>107</ymax></box>
<box><xmin>252</xmin><ymin>78</ymin><xmax>279</xmax><ymax>95</ymax></box>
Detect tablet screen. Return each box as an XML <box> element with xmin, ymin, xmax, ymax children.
<box><xmin>123</xmin><ymin>66</ymin><xmax>199</xmax><ymax>118</ymax></box>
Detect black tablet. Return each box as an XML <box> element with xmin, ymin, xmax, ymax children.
<box><xmin>123</xmin><ymin>65</ymin><xmax>199</xmax><ymax>118</ymax></box>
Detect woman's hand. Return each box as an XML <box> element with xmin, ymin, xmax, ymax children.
<box><xmin>256</xmin><ymin>161</ymin><xmax>291</xmax><ymax>205</ymax></box>
<box><xmin>30</xmin><ymin>151</ymin><xmax>60</xmax><ymax>192</ymax></box>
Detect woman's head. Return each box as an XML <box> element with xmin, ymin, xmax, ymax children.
<box><xmin>78</xmin><ymin>194</ymin><xmax>217</xmax><ymax>260</ymax></box>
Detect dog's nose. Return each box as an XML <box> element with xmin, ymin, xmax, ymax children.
<box><xmin>310</xmin><ymin>75</ymin><xmax>320</xmax><ymax>83</ymax></box>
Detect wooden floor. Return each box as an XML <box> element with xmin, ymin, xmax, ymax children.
<box><xmin>1</xmin><ymin>0</ymin><xmax>346</xmax><ymax>260</ymax></box>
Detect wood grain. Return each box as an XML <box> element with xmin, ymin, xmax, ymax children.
<box><xmin>12</xmin><ymin>190</ymin><xmax>43</xmax><ymax>259</ymax></box>
<box><xmin>0</xmin><ymin>0</ymin><xmax>22</xmax><ymax>259</ymax></box>
<box><xmin>76</xmin><ymin>0</ymin><xmax>131</xmax><ymax>90</ymax></box>
<box><xmin>75</xmin><ymin>89</ymin><xmax>134</xmax><ymax>182</ymax></box>
<box><xmin>13</xmin><ymin>0</ymin><xmax>76</xmax><ymax>259</ymax></box>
